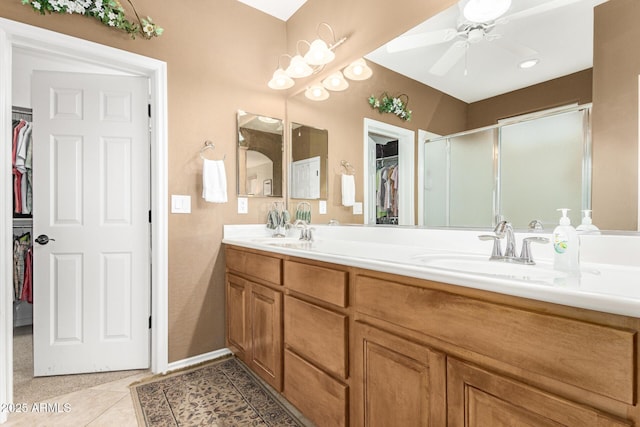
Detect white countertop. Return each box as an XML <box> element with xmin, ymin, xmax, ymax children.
<box><xmin>223</xmin><ymin>224</ymin><xmax>640</xmax><ymax>318</ymax></box>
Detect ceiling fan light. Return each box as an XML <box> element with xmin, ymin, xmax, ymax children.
<box><xmin>267</xmin><ymin>68</ymin><xmax>294</xmax><ymax>90</ymax></box>
<box><xmin>519</xmin><ymin>58</ymin><xmax>539</xmax><ymax>69</ymax></box>
<box><xmin>305</xmin><ymin>85</ymin><xmax>330</xmax><ymax>101</ymax></box>
<box><xmin>322</xmin><ymin>71</ymin><xmax>349</xmax><ymax>91</ymax></box>
<box><xmin>304</xmin><ymin>39</ymin><xmax>335</xmax><ymax>66</ymax></box>
<box><xmin>286</xmin><ymin>54</ymin><xmax>314</xmax><ymax>78</ymax></box>
<box><xmin>343</xmin><ymin>58</ymin><xmax>373</xmax><ymax>80</ymax></box>
<box><xmin>461</xmin><ymin>0</ymin><xmax>511</xmax><ymax>23</ymax></box>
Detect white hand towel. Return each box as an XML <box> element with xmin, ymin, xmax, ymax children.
<box><xmin>202</xmin><ymin>159</ymin><xmax>228</xmax><ymax>203</ymax></box>
<box><xmin>341</xmin><ymin>173</ymin><xmax>355</xmax><ymax>207</ymax></box>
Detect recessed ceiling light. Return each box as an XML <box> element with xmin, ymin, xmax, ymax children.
<box><xmin>519</xmin><ymin>59</ymin><xmax>539</xmax><ymax>69</ymax></box>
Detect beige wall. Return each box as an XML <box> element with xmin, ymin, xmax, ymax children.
<box><xmin>592</xmin><ymin>0</ymin><xmax>639</xmax><ymax>230</ymax></box>
<box><xmin>1</xmin><ymin>0</ymin><xmax>459</xmax><ymax>362</ymax></box>
<box><xmin>468</xmin><ymin>69</ymin><xmax>593</xmax><ymax>129</ymax></box>
<box><xmin>3</xmin><ymin>0</ymin><xmax>637</xmax><ymax>363</ymax></box>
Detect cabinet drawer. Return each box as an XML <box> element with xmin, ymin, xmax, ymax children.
<box><xmin>284</xmin><ymin>349</ymin><xmax>348</xmax><ymax>427</ymax></box>
<box><xmin>284</xmin><ymin>260</ymin><xmax>348</xmax><ymax>307</ymax></box>
<box><xmin>226</xmin><ymin>246</ymin><xmax>281</xmax><ymax>286</ymax></box>
<box><xmin>355</xmin><ymin>274</ymin><xmax>637</xmax><ymax>405</ymax></box>
<box><xmin>284</xmin><ymin>296</ymin><xmax>348</xmax><ymax>379</ymax></box>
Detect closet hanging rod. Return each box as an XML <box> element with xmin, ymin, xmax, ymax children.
<box><xmin>12</xmin><ymin>106</ymin><xmax>32</xmax><ymax>114</ymax></box>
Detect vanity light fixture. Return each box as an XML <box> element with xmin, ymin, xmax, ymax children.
<box><xmin>304</xmin><ymin>23</ymin><xmax>345</xmax><ymax>66</ymax></box>
<box><xmin>268</xmin><ymin>22</ymin><xmax>351</xmax><ymax>91</ymax></box>
<box><xmin>343</xmin><ymin>58</ymin><xmax>373</xmax><ymax>81</ymax></box>
<box><xmin>286</xmin><ymin>42</ymin><xmax>314</xmax><ymax>78</ymax></box>
<box><xmin>519</xmin><ymin>58</ymin><xmax>539</xmax><ymax>69</ymax></box>
<box><xmin>305</xmin><ymin>85</ymin><xmax>330</xmax><ymax>101</ymax></box>
<box><xmin>267</xmin><ymin>54</ymin><xmax>295</xmax><ymax>90</ymax></box>
<box><xmin>322</xmin><ymin>71</ymin><xmax>349</xmax><ymax>91</ymax></box>
<box><xmin>460</xmin><ymin>0</ymin><xmax>512</xmax><ymax>23</ymax></box>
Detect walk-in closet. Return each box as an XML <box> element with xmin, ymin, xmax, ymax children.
<box><xmin>373</xmin><ymin>137</ymin><xmax>399</xmax><ymax>225</ymax></box>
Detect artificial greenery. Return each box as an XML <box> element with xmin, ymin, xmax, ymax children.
<box><xmin>21</xmin><ymin>0</ymin><xmax>163</xmax><ymax>39</ymax></box>
<box><xmin>368</xmin><ymin>93</ymin><xmax>412</xmax><ymax>121</ymax></box>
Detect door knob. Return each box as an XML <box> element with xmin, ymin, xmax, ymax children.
<box><xmin>35</xmin><ymin>234</ymin><xmax>55</xmax><ymax>245</ymax></box>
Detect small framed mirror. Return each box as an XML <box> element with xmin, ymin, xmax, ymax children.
<box><xmin>290</xmin><ymin>123</ymin><xmax>328</xmax><ymax>199</ymax></box>
<box><xmin>237</xmin><ymin>111</ymin><xmax>284</xmax><ymax>197</ymax></box>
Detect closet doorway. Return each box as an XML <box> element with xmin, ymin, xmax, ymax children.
<box><xmin>0</xmin><ymin>18</ymin><xmax>169</xmax><ymax>420</ymax></box>
<box><xmin>363</xmin><ymin>118</ymin><xmax>415</xmax><ymax>225</ymax></box>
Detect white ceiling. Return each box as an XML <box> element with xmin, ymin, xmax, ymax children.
<box><xmin>237</xmin><ymin>0</ymin><xmax>306</xmax><ymax>21</ymax></box>
<box><xmin>366</xmin><ymin>0</ymin><xmax>608</xmax><ymax>103</ymax></box>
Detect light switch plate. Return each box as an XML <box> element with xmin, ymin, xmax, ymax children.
<box><xmin>171</xmin><ymin>195</ymin><xmax>191</xmax><ymax>214</ymax></box>
<box><xmin>353</xmin><ymin>202</ymin><xmax>363</xmax><ymax>215</ymax></box>
<box><xmin>319</xmin><ymin>200</ymin><xmax>327</xmax><ymax>215</ymax></box>
<box><xmin>238</xmin><ymin>197</ymin><xmax>248</xmax><ymax>214</ymax></box>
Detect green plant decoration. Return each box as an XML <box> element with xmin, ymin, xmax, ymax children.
<box><xmin>368</xmin><ymin>93</ymin><xmax>412</xmax><ymax>121</ymax></box>
<box><xmin>21</xmin><ymin>0</ymin><xmax>163</xmax><ymax>39</ymax></box>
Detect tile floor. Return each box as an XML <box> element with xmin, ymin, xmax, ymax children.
<box><xmin>4</xmin><ymin>371</ymin><xmax>148</xmax><ymax>426</ymax></box>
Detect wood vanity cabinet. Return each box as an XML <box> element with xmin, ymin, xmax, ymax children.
<box><xmin>225</xmin><ymin>245</ymin><xmax>640</xmax><ymax>426</ymax></box>
<box><xmin>225</xmin><ymin>247</ymin><xmax>283</xmax><ymax>391</ymax></box>
<box><xmin>282</xmin><ymin>259</ymin><xmax>350</xmax><ymax>427</ymax></box>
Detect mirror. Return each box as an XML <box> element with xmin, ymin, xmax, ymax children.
<box><xmin>285</xmin><ymin>0</ymin><xmax>638</xmax><ymax>231</ymax></box>
<box><xmin>237</xmin><ymin>111</ymin><xmax>283</xmax><ymax>197</ymax></box>
<box><xmin>290</xmin><ymin>123</ymin><xmax>328</xmax><ymax>200</ymax></box>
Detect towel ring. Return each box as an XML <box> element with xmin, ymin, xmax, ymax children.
<box><xmin>200</xmin><ymin>140</ymin><xmax>226</xmax><ymax>161</ymax></box>
<box><xmin>341</xmin><ymin>160</ymin><xmax>355</xmax><ymax>175</ymax></box>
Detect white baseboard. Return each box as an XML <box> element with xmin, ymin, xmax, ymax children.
<box><xmin>165</xmin><ymin>348</ymin><xmax>232</xmax><ymax>374</ymax></box>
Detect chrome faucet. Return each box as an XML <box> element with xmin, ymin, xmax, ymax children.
<box><xmin>479</xmin><ymin>220</ymin><xmax>549</xmax><ymax>265</ymax></box>
<box><xmin>293</xmin><ymin>219</ymin><xmax>314</xmax><ymax>241</ymax></box>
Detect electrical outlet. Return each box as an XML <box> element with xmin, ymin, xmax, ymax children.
<box><xmin>319</xmin><ymin>200</ymin><xmax>327</xmax><ymax>215</ymax></box>
<box><xmin>237</xmin><ymin>197</ymin><xmax>248</xmax><ymax>214</ymax></box>
<box><xmin>353</xmin><ymin>202</ymin><xmax>363</xmax><ymax>215</ymax></box>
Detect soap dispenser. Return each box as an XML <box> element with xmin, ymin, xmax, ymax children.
<box><xmin>552</xmin><ymin>209</ymin><xmax>580</xmax><ymax>274</ymax></box>
<box><xmin>576</xmin><ymin>209</ymin><xmax>600</xmax><ymax>234</ymax></box>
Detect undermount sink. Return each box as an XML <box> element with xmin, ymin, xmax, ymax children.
<box><xmin>411</xmin><ymin>253</ymin><xmax>568</xmax><ymax>283</ymax></box>
<box><xmin>252</xmin><ymin>237</ymin><xmax>314</xmax><ymax>249</ymax></box>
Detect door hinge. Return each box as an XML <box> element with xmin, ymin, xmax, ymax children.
<box><xmin>149</xmin><ymin>316</ymin><xmax>152</xmax><ymax>329</ymax></box>
<box><xmin>148</xmin><ymin>210</ymin><xmax>152</xmax><ymax>223</ymax></box>
<box><xmin>148</xmin><ymin>103</ymin><xmax>151</xmax><ymax>118</ymax></box>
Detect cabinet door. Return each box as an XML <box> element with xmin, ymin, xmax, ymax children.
<box><xmin>353</xmin><ymin>323</ymin><xmax>446</xmax><ymax>427</ymax></box>
<box><xmin>226</xmin><ymin>274</ymin><xmax>249</xmax><ymax>362</ymax></box>
<box><xmin>448</xmin><ymin>358</ymin><xmax>631</xmax><ymax>427</ymax></box>
<box><xmin>249</xmin><ymin>282</ymin><xmax>283</xmax><ymax>391</ymax></box>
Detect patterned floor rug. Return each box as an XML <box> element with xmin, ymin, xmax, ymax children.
<box><xmin>130</xmin><ymin>356</ymin><xmax>306</xmax><ymax>426</ymax></box>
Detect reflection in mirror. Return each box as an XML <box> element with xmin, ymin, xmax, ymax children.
<box><xmin>290</xmin><ymin>123</ymin><xmax>328</xmax><ymax>200</ymax></box>
<box><xmin>237</xmin><ymin>111</ymin><xmax>283</xmax><ymax>197</ymax></box>
<box><xmin>423</xmin><ymin>105</ymin><xmax>591</xmax><ymax>229</ymax></box>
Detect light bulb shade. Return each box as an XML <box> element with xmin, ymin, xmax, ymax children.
<box><xmin>268</xmin><ymin>68</ymin><xmax>294</xmax><ymax>90</ymax></box>
<box><xmin>304</xmin><ymin>39</ymin><xmax>335</xmax><ymax>66</ymax></box>
<box><xmin>343</xmin><ymin>58</ymin><xmax>373</xmax><ymax>81</ymax></box>
<box><xmin>286</xmin><ymin>55</ymin><xmax>314</xmax><ymax>78</ymax></box>
<box><xmin>461</xmin><ymin>0</ymin><xmax>511</xmax><ymax>23</ymax></box>
<box><xmin>322</xmin><ymin>71</ymin><xmax>349</xmax><ymax>91</ymax></box>
<box><xmin>305</xmin><ymin>85</ymin><xmax>330</xmax><ymax>101</ymax></box>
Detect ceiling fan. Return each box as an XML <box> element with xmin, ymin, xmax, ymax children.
<box><xmin>385</xmin><ymin>0</ymin><xmax>586</xmax><ymax>76</ymax></box>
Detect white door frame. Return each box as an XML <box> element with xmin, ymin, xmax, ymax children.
<box><xmin>363</xmin><ymin>118</ymin><xmax>415</xmax><ymax>225</ymax></box>
<box><xmin>0</xmin><ymin>18</ymin><xmax>168</xmax><ymax>420</ymax></box>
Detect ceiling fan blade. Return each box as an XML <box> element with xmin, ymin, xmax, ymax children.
<box><xmin>500</xmin><ymin>0</ymin><xmax>584</xmax><ymax>22</ymax></box>
<box><xmin>386</xmin><ymin>28</ymin><xmax>458</xmax><ymax>53</ymax></box>
<box><xmin>429</xmin><ymin>42</ymin><xmax>467</xmax><ymax>76</ymax></box>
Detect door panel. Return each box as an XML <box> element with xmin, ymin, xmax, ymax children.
<box><xmin>32</xmin><ymin>71</ymin><xmax>150</xmax><ymax>376</ymax></box>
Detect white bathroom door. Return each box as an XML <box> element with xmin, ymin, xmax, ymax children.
<box><xmin>31</xmin><ymin>71</ymin><xmax>150</xmax><ymax>376</ymax></box>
